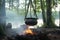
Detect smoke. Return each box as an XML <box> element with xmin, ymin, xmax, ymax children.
<box><xmin>14</xmin><ymin>24</ymin><xmax>28</xmax><ymax>35</ymax></box>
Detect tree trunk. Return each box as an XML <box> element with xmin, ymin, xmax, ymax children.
<box><xmin>46</xmin><ymin>0</ymin><xmax>57</xmax><ymax>28</ymax></box>
<box><xmin>11</xmin><ymin>0</ymin><xmax>13</xmax><ymax>9</ymax></box>
<box><xmin>0</xmin><ymin>0</ymin><xmax>6</xmax><ymax>36</ymax></box>
<box><xmin>40</xmin><ymin>0</ymin><xmax>47</xmax><ymax>27</ymax></box>
<box><xmin>17</xmin><ymin>0</ymin><xmax>19</xmax><ymax>13</ymax></box>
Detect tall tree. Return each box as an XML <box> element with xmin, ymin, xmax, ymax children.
<box><xmin>0</xmin><ymin>0</ymin><xmax>6</xmax><ymax>36</ymax></box>
<box><xmin>40</xmin><ymin>0</ymin><xmax>47</xmax><ymax>27</ymax></box>
<box><xmin>46</xmin><ymin>0</ymin><xmax>57</xmax><ymax>27</ymax></box>
<box><xmin>16</xmin><ymin>0</ymin><xmax>19</xmax><ymax>13</ymax></box>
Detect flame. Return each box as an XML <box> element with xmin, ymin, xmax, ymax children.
<box><xmin>23</xmin><ymin>25</ymin><xmax>36</xmax><ymax>35</ymax></box>
<box><xmin>24</xmin><ymin>28</ymin><xmax>33</xmax><ymax>35</ymax></box>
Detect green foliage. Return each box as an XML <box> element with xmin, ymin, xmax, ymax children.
<box><xmin>5</xmin><ymin>0</ymin><xmax>59</xmax><ymax>27</ymax></box>
<box><xmin>0</xmin><ymin>25</ymin><xmax>5</xmax><ymax>36</ymax></box>
<box><xmin>0</xmin><ymin>0</ymin><xmax>2</xmax><ymax>5</ymax></box>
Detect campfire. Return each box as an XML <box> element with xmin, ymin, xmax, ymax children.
<box><xmin>24</xmin><ymin>27</ymin><xmax>35</xmax><ymax>35</ymax></box>
<box><xmin>24</xmin><ymin>28</ymin><xmax>34</xmax><ymax>35</ymax></box>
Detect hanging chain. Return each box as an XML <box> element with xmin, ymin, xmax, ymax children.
<box><xmin>25</xmin><ymin>0</ymin><xmax>37</xmax><ymax>18</ymax></box>
<box><xmin>25</xmin><ymin>0</ymin><xmax>29</xmax><ymax>18</ymax></box>
<box><xmin>30</xmin><ymin>0</ymin><xmax>32</xmax><ymax>18</ymax></box>
<box><xmin>34</xmin><ymin>0</ymin><xmax>37</xmax><ymax>18</ymax></box>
